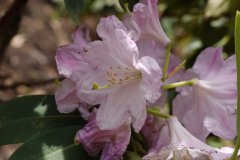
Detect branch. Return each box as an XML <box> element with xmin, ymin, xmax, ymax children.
<box><xmin>0</xmin><ymin>77</ymin><xmax>63</xmax><ymax>90</ymax></box>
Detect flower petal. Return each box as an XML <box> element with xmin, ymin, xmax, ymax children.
<box><xmin>137</xmin><ymin>39</ymin><xmax>182</xmax><ymax>84</ymax></box>
<box><xmin>193</xmin><ymin>47</ymin><xmax>224</xmax><ymax>79</ymax></box>
<box><xmin>72</xmin><ymin>26</ymin><xmax>90</xmax><ymax>45</ymax></box>
<box><xmin>55</xmin><ymin>79</ymin><xmax>79</xmax><ymax>113</ymax></box>
<box><xmin>84</xmin><ymin>26</ymin><xmax>139</xmax><ymax>68</ymax></box>
<box><xmin>96</xmin><ymin>15</ymin><xmax>127</xmax><ymax>40</ymax></box>
<box><xmin>173</xmin><ymin>48</ymin><xmax>237</xmax><ymax>140</ymax></box>
<box><xmin>55</xmin><ymin>44</ymin><xmax>90</xmax><ymax>81</ymax></box>
<box><xmin>141</xmin><ymin>115</ymin><xmax>169</xmax><ymax>152</ymax></box>
<box><xmin>83</xmin><ymin>40</ymin><xmax>112</xmax><ymax>68</ymax></box>
<box><xmin>137</xmin><ymin>40</ymin><xmax>165</xmax><ymax>64</ymax></box>
<box><xmin>123</xmin><ymin>13</ymin><xmax>141</xmax><ymax>41</ymax></box>
<box><xmin>138</xmin><ymin>56</ymin><xmax>162</xmax><ymax>103</ymax></box>
<box><xmin>77</xmin><ymin>69</ymin><xmax>109</xmax><ymax>105</ymax></box>
<box><xmin>168</xmin><ymin>117</ymin><xmax>236</xmax><ymax>159</ymax></box>
<box><xmin>75</xmin><ymin>113</ymin><xmax>131</xmax><ymax>160</ymax></box>
<box><xmin>55</xmin><ymin>79</ymin><xmax>92</xmax><ymax>119</ymax></box>
<box><xmin>204</xmin><ymin>111</ymin><xmax>236</xmax><ymax>140</ymax></box>
<box><xmin>96</xmin><ymin>84</ymin><xmax>147</xmax><ymax>132</ymax></box>
<box><xmin>144</xmin><ymin>117</ymin><xmax>238</xmax><ymax>160</ymax></box>
<box><xmin>132</xmin><ymin>0</ymin><xmax>170</xmax><ymax>45</ymax></box>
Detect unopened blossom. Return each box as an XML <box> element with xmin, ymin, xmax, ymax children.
<box><xmin>55</xmin><ymin>27</ymin><xmax>94</xmax><ymax>119</ymax></box>
<box><xmin>123</xmin><ymin>0</ymin><xmax>173</xmax><ymax>67</ymax></box>
<box><xmin>143</xmin><ymin>117</ymin><xmax>237</xmax><ymax>160</ymax></box>
<box><xmin>75</xmin><ymin>113</ymin><xmax>131</xmax><ymax>160</ymax></box>
<box><xmin>129</xmin><ymin>0</ymin><xmax>170</xmax><ymax>46</ymax></box>
<box><xmin>77</xmin><ymin>15</ymin><xmax>162</xmax><ymax>132</ymax></box>
<box><xmin>173</xmin><ymin>47</ymin><xmax>236</xmax><ymax>140</ymax></box>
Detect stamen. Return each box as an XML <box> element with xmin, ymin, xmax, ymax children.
<box><xmin>107</xmin><ymin>66</ymin><xmax>142</xmax><ymax>86</ymax></box>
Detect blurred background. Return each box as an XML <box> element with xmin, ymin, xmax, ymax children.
<box><xmin>0</xmin><ymin>0</ymin><xmax>240</xmax><ymax>159</ymax></box>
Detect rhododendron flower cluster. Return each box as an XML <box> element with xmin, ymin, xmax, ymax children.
<box><xmin>55</xmin><ymin>0</ymin><xmax>239</xmax><ymax>159</ymax></box>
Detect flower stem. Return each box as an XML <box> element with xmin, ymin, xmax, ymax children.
<box><xmin>124</xmin><ymin>3</ymin><xmax>131</xmax><ymax>14</ymax></box>
<box><xmin>147</xmin><ymin>108</ymin><xmax>171</xmax><ymax>119</ymax></box>
<box><xmin>162</xmin><ymin>79</ymin><xmax>196</xmax><ymax>90</ymax></box>
<box><xmin>230</xmin><ymin>11</ymin><xmax>240</xmax><ymax>160</ymax></box>
<box><xmin>92</xmin><ymin>83</ymin><xmax>109</xmax><ymax>90</ymax></box>
<box><xmin>162</xmin><ymin>44</ymin><xmax>171</xmax><ymax>82</ymax></box>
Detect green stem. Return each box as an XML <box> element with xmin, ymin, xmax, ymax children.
<box><xmin>147</xmin><ymin>108</ymin><xmax>171</xmax><ymax>119</ymax></box>
<box><xmin>230</xmin><ymin>11</ymin><xmax>240</xmax><ymax>160</ymax></box>
<box><xmin>162</xmin><ymin>44</ymin><xmax>171</xmax><ymax>82</ymax></box>
<box><xmin>92</xmin><ymin>83</ymin><xmax>109</xmax><ymax>90</ymax></box>
<box><xmin>124</xmin><ymin>3</ymin><xmax>131</xmax><ymax>14</ymax></box>
<box><xmin>162</xmin><ymin>79</ymin><xmax>196</xmax><ymax>90</ymax></box>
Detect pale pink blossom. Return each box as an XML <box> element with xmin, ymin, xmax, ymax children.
<box><xmin>123</xmin><ymin>0</ymin><xmax>174</xmax><ymax>70</ymax></box>
<box><xmin>130</xmin><ymin>0</ymin><xmax>170</xmax><ymax>46</ymax></box>
<box><xmin>75</xmin><ymin>113</ymin><xmax>131</xmax><ymax>160</ymax></box>
<box><xmin>77</xmin><ymin>16</ymin><xmax>162</xmax><ymax>132</ymax></box>
<box><xmin>55</xmin><ymin>27</ymin><xmax>93</xmax><ymax>119</ymax></box>
<box><xmin>123</xmin><ymin>0</ymin><xmax>174</xmax><ymax>73</ymax></box>
<box><xmin>143</xmin><ymin>117</ymin><xmax>237</xmax><ymax>160</ymax></box>
<box><xmin>173</xmin><ymin>47</ymin><xmax>237</xmax><ymax>141</ymax></box>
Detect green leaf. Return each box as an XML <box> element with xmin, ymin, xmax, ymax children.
<box><xmin>0</xmin><ymin>95</ymin><xmax>85</xmax><ymax>145</ymax></box>
<box><xmin>64</xmin><ymin>0</ymin><xmax>92</xmax><ymax>22</ymax></box>
<box><xmin>119</xmin><ymin>0</ymin><xmax>139</xmax><ymax>11</ymax></box>
<box><xmin>123</xmin><ymin>151</ymin><xmax>142</xmax><ymax>160</ymax></box>
<box><xmin>0</xmin><ymin>116</ymin><xmax>84</xmax><ymax>145</ymax></box>
<box><xmin>9</xmin><ymin>125</ymin><xmax>97</xmax><ymax>160</ymax></box>
<box><xmin>230</xmin><ymin>11</ymin><xmax>240</xmax><ymax>160</ymax></box>
<box><xmin>0</xmin><ymin>95</ymin><xmax>60</xmax><ymax>123</ymax></box>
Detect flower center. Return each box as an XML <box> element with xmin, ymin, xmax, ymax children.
<box><xmin>107</xmin><ymin>66</ymin><xmax>142</xmax><ymax>86</ymax></box>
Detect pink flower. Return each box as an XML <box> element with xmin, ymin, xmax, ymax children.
<box><xmin>173</xmin><ymin>47</ymin><xmax>237</xmax><ymax>141</ymax></box>
<box><xmin>143</xmin><ymin>117</ymin><xmax>237</xmax><ymax>160</ymax></box>
<box><xmin>130</xmin><ymin>0</ymin><xmax>170</xmax><ymax>46</ymax></box>
<box><xmin>75</xmin><ymin>113</ymin><xmax>131</xmax><ymax>160</ymax></box>
<box><xmin>55</xmin><ymin>27</ymin><xmax>94</xmax><ymax>119</ymax></box>
<box><xmin>77</xmin><ymin>16</ymin><xmax>162</xmax><ymax>132</ymax></box>
<box><xmin>123</xmin><ymin>0</ymin><xmax>173</xmax><ymax>68</ymax></box>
